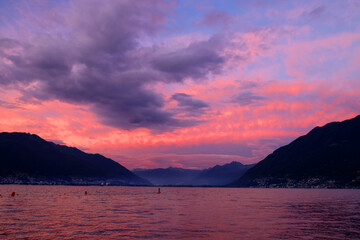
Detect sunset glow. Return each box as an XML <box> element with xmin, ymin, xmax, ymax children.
<box><xmin>0</xmin><ymin>0</ymin><xmax>359</xmax><ymax>169</ymax></box>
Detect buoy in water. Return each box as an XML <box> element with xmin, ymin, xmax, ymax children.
<box><xmin>84</xmin><ymin>191</ymin><xmax>88</xmax><ymax>195</ymax></box>
<box><xmin>157</xmin><ymin>188</ymin><xmax>161</xmax><ymax>194</ymax></box>
<box><xmin>11</xmin><ymin>192</ymin><xmax>15</xmax><ymax>197</ymax></box>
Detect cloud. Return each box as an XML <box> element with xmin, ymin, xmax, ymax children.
<box><xmin>0</xmin><ymin>99</ymin><xmax>22</xmax><ymax>109</ymax></box>
<box><xmin>239</xmin><ymin>81</ymin><xmax>259</xmax><ymax>89</ymax></box>
<box><xmin>171</xmin><ymin>93</ymin><xmax>210</xmax><ymax>117</ymax></box>
<box><xmin>236</xmin><ymin>0</ymin><xmax>281</xmax><ymax>8</ymax></box>
<box><xmin>137</xmin><ymin>153</ymin><xmax>254</xmax><ymax>169</ymax></box>
<box><xmin>153</xmin><ymin>141</ymin><xmax>255</xmax><ymax>157</ymax></box>
<box><xmin>304</xmin><ymin>5</ymin><xmax>326</xmax><ymax>20</ymax></box>
<box><xmin>46</xmin><ymin>138</ymin><xmax>65</xmax><ymax>145</ymax></box>
<box><xmin>151</xmin><ymin>35</ymin><xmax>225</xmax><ymax>82</ymax></box>
<box><xmin>199</xmin><ymin>9</ymin><xmax>233</xmax><ymax>27</ymax></box>
<box><xmin>230</xmin><ymin>91</ymin><xmax>265</xmax><ymax>105</ymax></box>
<box><xmin>0</xmin><ymin>0</ymin><xmax>228</xmax><ymax>132</ymax></box>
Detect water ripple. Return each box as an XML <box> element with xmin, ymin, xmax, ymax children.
<box><xmin>0</xmin><ymin>186</ymin><xmax>359</xmax><ymax>239</ymax></box>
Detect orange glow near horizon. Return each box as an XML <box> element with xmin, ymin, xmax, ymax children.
<box><xmin>0</xmin><ymin>0</ymin><xmax>359</xmax><ymax>169</ymax></box>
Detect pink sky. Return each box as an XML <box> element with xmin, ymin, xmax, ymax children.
<box><xmin>0</xmin><ymin>0</ymin><xmax>359</xmax><ymax>169</ymax></box>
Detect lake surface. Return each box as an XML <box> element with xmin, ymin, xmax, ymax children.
<box><xmin>0</xmin><ymin>186</ymin><xmax>359</xmax><ymax>239</ymax></box>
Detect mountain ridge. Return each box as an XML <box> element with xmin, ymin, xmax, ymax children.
<box><xmin>133</xmin><ymin>161</ymin><xmax>255</xmax><ymax>186</ymax></box>
<box><xmin>230</xmin><ymin>115</ymin><xmax>360</xmax><ymax>188</ymax></box>
<box><xmin>0</xmin><ymin>132</ymin><xmax>151</xmax><ymax>186</ymax></box>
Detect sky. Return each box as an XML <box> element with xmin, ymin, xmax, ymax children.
<box><xmin>0</xmin><ymin>0</ymin><xmax>359</xmax><ymax>170</ymax></box>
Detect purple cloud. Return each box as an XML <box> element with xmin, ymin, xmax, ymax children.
<box><xmin>230</xmin><ymin>91</ymin><xmax>265</xmax><ymax>106</ymax></box>
<box><xmin>302</xmin><ymin>5</ymin><xmax>326</xmax><ymax>20</ymax></box>
<box><xmin>199</xmin><ymin>9</ymin><xmax>233</xmax><ymax>27</ymax></box>
<box><xmin>0</xmin><ymin>0</ymin><xmax>228</xmax><ymax>131</ymax></box>
<box><xmin>171</xmin><ymin>93</ymin><xmax>210</xmax><ymax>117</ymax></box>
<box><xmin>0</xmin><ymin>99</ymin><xmax>22</xmax><ymax>109</ymax></box>
<box><xmin>151</xmin><ymin>35</ymin><xmax>225</xmax><ymax>82</ymax></box>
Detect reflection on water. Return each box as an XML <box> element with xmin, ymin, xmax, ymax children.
<box><xmin>0</xmin><ymin>186</ymin><xmax>359</xmax><ymax>239</ymax></box>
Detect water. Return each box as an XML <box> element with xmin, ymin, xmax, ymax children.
<box><xmin>0</xmin><ymin>186</ymin><xmax>359</xmax><ymax>239</ymax></box>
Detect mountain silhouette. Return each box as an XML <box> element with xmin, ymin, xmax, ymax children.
<box><xmin>133</xmin><ymin>167</ymin><xmax>201</xmax><ymax>186</ymax></box>
<box><xmin>230</xmin><ymin>115</ymin><xmax>360</xmax><ymax>188</ymax></box>
<box><xmin>190</xmin><ymin>161</ymin><xmax>255</xmax><ymax>186</ymax></box>
<box><xmin>133</xmin><ymin>161</ymin><xmax>254</xmax><ymax>186</ymax></box>
<box><xmin>0</xmin><ymin>132</ymin><xmax>150</xmax><ymax>185</ymax></box>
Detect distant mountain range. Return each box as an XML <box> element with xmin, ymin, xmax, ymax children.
<box><xmin>1</xmin><ymin>115</ymin><xmax>359</xmax><ymax>188</ymax></box>
<box><xmin>133</xmin><ymin>167</ymin><xmax>201</xmax><ymax>186</ymax></box>
<box><xmin>230</xmin><ymin>115</ymin><xmax>360</xmax><ymax>188</ymax></box>
<box><xmin>133</xmin><ymin>161</ymin><xmax>255</xmax><ymax>186</ymax></box>
<box><xmin>191</xmin><ymin>161</ymin><xmax>255</xmax><ymax>186</ymax></box>
<box><xmin>0</xmin><ymin>132</ymin><xmax>150</xmax><ymax>185</ymax></box>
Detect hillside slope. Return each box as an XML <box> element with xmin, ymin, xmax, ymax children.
<box><xmin>230</xmin><ymin>115</ymin><xmax>360</xmax><ymax>188</ymax></box>
<box><xmin>0</xmin><ymin>132</ymin><xmax>150</xmax><ymax>185</ymax></box>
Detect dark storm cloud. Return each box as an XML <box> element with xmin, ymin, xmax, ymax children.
<box><xmin>171</xmin><ymin>93</ymin><xmax>210</xmax><ymax>117</ymax></box>
<box><xmin>230</xmin><ymin>91</ymin><xmax>265</xmax><ymax>106</ymax></box>
<box><xmin>0</xmin><ymin>0</ymin><xmax>228</xmax><ymax>131</ymax></box>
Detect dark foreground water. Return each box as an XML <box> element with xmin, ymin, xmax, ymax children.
<box><xmin>0</xmin><ymin>186</ymin><xmax>359</xmax><ymax>239</ymax></box>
